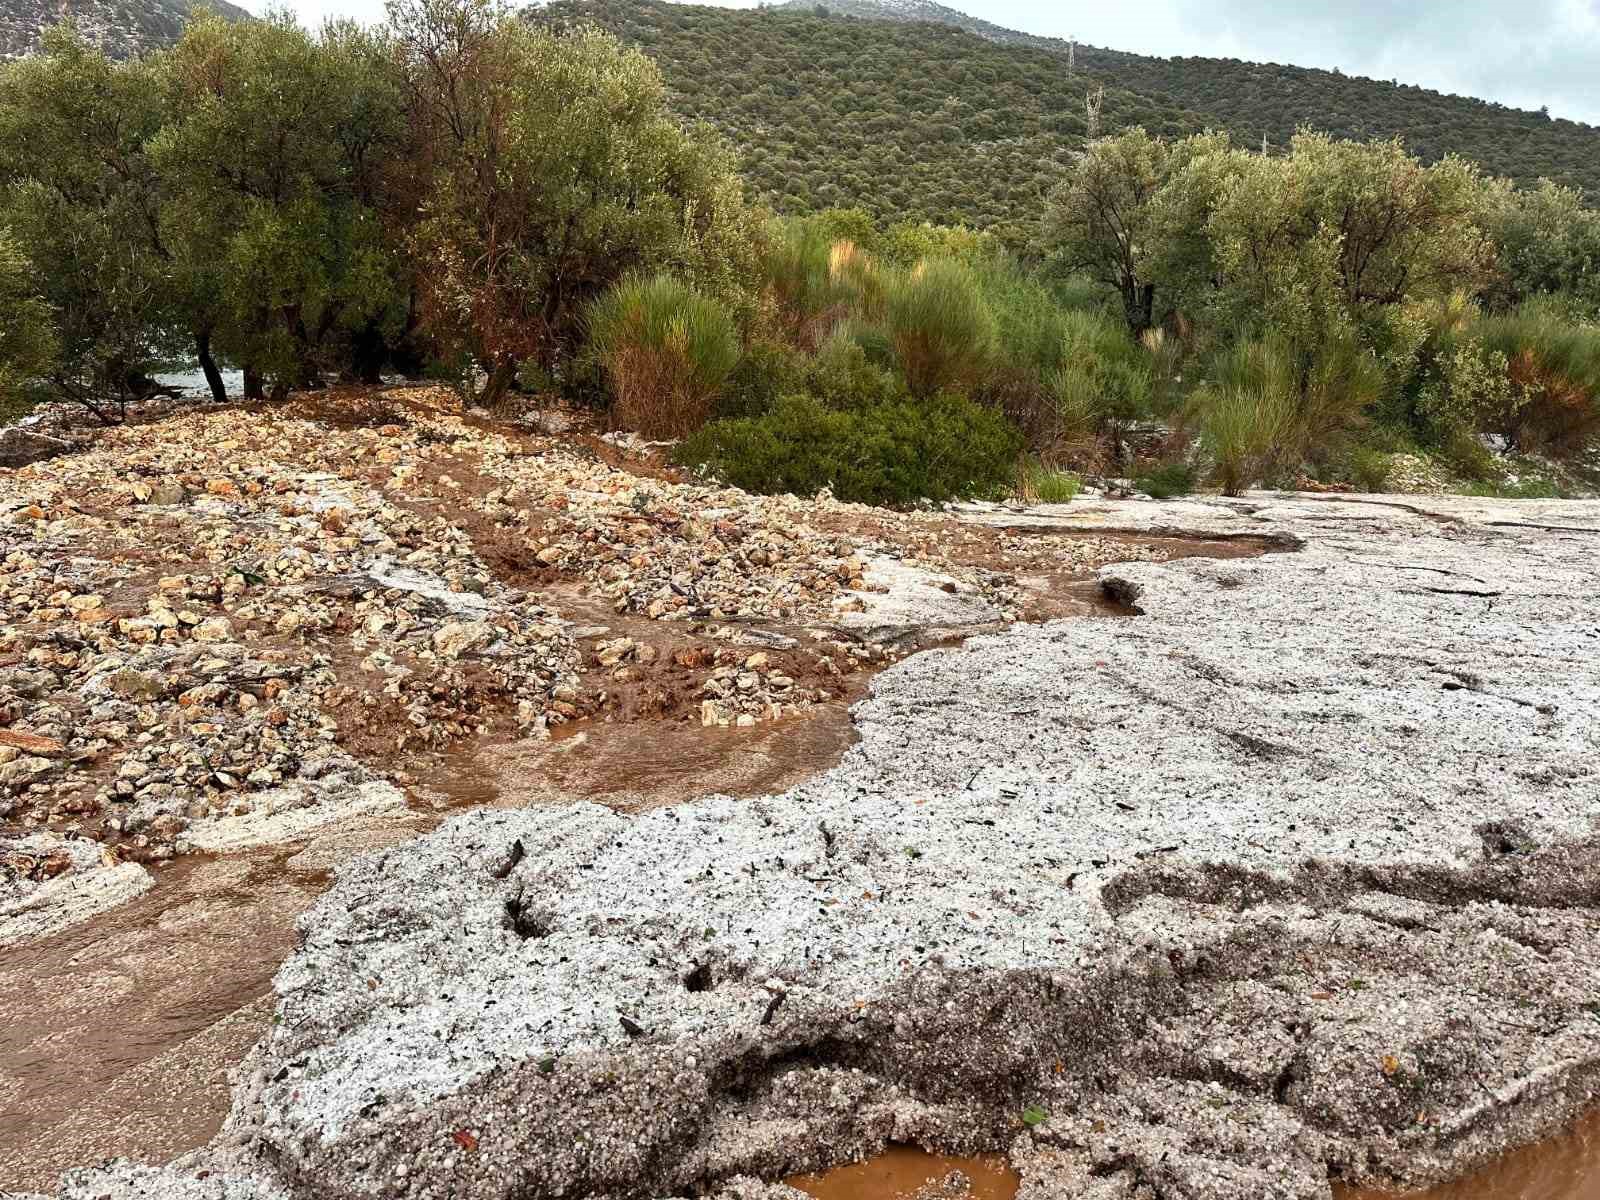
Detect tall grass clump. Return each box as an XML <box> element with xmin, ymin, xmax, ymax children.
<box><xmin>587</xmin><ymin>273</ymin><xmax>740</xmax><ymax>438</ymax></box>
<box><xmin>1473</xmin><ymin>299</ymin><xmax>1600</xmax><ymax>456</ymax></box>
<box><xmin>1048</xmin><ymin>308</ymin><xmax>1155</xmax><ymax>461</ymax></box>
<box><xmin>762</xmin><ymin>219</ymin><xmax>884</xmax><ymax>349</ymax></box>
<box><xmin>884</xmin><ymin>257</ymin><xmax>996</xmax><ymax>398</ymax></box>
<box><xmin>1018</xmin><ymin>457</ymin><xmax>1081</xmax><ymax>503</ymax></box>
<box><xmin>1190</xmin><ymin>337</ymin><xmax>1298</xmax><ymax>495</ymax></box>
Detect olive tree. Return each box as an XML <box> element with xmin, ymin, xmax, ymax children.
<box><xmin>1041</xmin><ymin>127</ymin><xmax>1172</xmax><ymax>334</ymax></box>
<box><xmin>393</xmin><ymin>0</ymin><xmax>756</xmax><ymax>406</ymax></box>
<box><xmin>0</xmin><ymin>232</ymin><xmax>57</xmax><ymax>415</ymax></box>
<box><xmin>155</xmin><ymin>11</ymin><xmax>409</xmax><ymax>399</ymax></box>
<box><xmin>0</xmin><ymin>26</ymin><xmax>183</xmax><ymax>419</ymax></box>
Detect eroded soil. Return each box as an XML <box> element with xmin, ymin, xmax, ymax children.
<box><xmin>0</xmin><ymin>387</ymin><xmax>1260</xmax><ymax>1192</ymax></box>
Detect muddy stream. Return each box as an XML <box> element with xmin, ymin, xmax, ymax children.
<box><xmin>3</xmin><ymin>527</ymin><xmax>1595</xmax><ymax>1197</ymax></box>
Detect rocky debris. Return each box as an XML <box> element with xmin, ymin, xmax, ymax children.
<box><xmin>0</xmin><ymin>831</ymin><xmax>152</xmax><ymax>948</ymax></box>
<box><xmin>52</xmin><ymin>493</ymin><xmax>1600</xmax><ymax>1200</ymax></box>
<box><xmin>4</xmin><ymin>385</ymin><xmax>1186</xmax><ymax>884</ymax></box>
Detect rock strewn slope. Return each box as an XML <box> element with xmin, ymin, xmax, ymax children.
<box><xmin>57</xmin><ymin>493</ymin><xmax>1600</xmax><ymax>1200</ymax></box>
<box><xmin>0</xmin><ymin>0</ymin><xmax>250</xmax><ymax>61</ymax></box>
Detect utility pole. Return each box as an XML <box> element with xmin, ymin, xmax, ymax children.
<box><xmin>1067</xmin><ymin>35</ymin><xmax>1075</xmax><ymax>76</ymax></box>
<box><xmin>1085</xmin><ymin>86</ymin><xmax>1104</xmax><ymax>141</ymax></box>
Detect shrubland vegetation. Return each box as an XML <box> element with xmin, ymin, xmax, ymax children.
<box><xmin>546</xmin><ymin>0</ymin><xmax>1600</xmax><ymax>237</ymax></box>
<box><xmin>0</xmin><ymin>0</ymin><xmax>1598</xmax><ymax>504</ymax></box>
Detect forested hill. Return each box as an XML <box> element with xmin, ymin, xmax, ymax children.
<box><xmin>0</xmin><ymin>0</ymin><xmax>251</xmax><ymax>59</ymax></box>
<box><xmin>776</xmin><ymin>0</ymin><xmax>1599</xmax><ymax>184</ymax></box>
<box><xmin>542</xmin><ymin>0</ymin><xmax>1600</xmax><ymax>240</ymax></box>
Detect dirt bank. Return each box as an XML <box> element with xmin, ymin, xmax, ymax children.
<box><xmin>30</xmin><ymin>492</ymin><xmax>1598</xmax><ymax>1200</ymax></box>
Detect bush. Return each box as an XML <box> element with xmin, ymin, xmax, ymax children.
<box><xmin>1018</xmin><ymin>458</ymin><xmax>1081</xmax><ymax>503</ymax></box>
<box><xmin>805</xmin><ymin>333</ymin><xmax>906</xmax><ymax>409</ymax></box>
<box><xmin>1472</xmin><ymin>300</ymin><xmax>1600</xmax><ymax>457</ymax></box>
<box><xmin>884</xmin><ymin>258</ymin><xmax>996</xmax><ymax>398</ymax></box>
<box><xmin>763</xmin><ymin>219</ymin><xmax>875</xmax><ymax>348</ymax></box>
<box><xmin>587</xmin><ymin>273</ymin><xmax>740</xmax><ymax>437</ymax></box>
<box><xmin>1190</xmin><ymin>338</ymin><xmax>1298</xmax><ymax>495</ymax></box>
<box><xmin>675</xmin><ymin>391</ymin><xmax>1022</xmax><ymax>506</ymax></box>
<box><xmin>1345</xmin><ymin>447</ymin><xmax>1394</xmax><ymax>493</ymax></box>
<box><xmin>1134</xmin><ymin>462</ymin><xmax>1195</xmax><ymax>498</ymax></box>
<box><xmin>1049</xmin><ymin>309</ymin><xmax>1155</xmax><ymax>456</ymax></box>
<box><xmin>717</xmin><ymin>340</ymin><xmax>806</xmax><ymax>419</ymax></box>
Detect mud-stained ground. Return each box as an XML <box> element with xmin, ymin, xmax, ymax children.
<box><xmin>6</xmin><ymin>394</ymin><xmax>1600</xmax><ymax>1200</ymax></box>
<box><xmin>0</xmin><ymin>388</ymin><xmax>1265</xmax><ymax>1194</ymax></box>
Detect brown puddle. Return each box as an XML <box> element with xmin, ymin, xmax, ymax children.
<box><xmin>1337</xmin><ymin>1106</ymin><xmax>1600</xmax><ymax>1200</ymax></box>
<box><xmin>789</xmin><ymin>1148</ymin><xmax>1019</xmax><ymax>1200</ymax></box>
<box><xmin>783</xmin><ymin>1112</ymin><xmax>1600</xmax><ymax>1200</ymax></box>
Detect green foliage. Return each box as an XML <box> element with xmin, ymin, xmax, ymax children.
<box><xmin>884</xmin><ymin>257</ymin><xmax>995</xmax><ymax>398</ymax></box>
<box><xmin>1043</xmin><ymin>127</ymin><xmax>1174</xmax><ymax>333</ymax></box>
<box><xmin>718</xmin><ymin>339</ymin><xmax>807</xmax><ymax>418</ymax></box>
<box><xmin>156</xmin><ymin>11</ymin><xmax>409</xmax><ymax>394</ymax></box>
<box><xmin>675</xmin><ymin>390</ymin><xmax>1021</xmax><ymax>506</ymax></box>
<box><xmin>762</xmin><ymin>217</ymin><xmax>872</xmax><ymax>347</ymax></box>
<box><xmin>1191</xmin><ymin>330</ymin><xmax>1386</xmax><ymax>493</ymax></box>
<box><xmin>1018</xmin><ymin>458</ymin><xmax>1080</xmax><ymax>503</ymax></box>
<box><xmin>1481</xmin><ymin>179</ymin><xmax>1600</xmax><ymax>315</ymax></box>
<box><xmin>0</xmin><ymin>26</ymin><xmax>181</xmax><ymax>419</ymax></box>
<box><xmin>1472</xmin><ymin>299</ymin><xmax>1600</xmax><ymax>456</ymax></box>
<box><xmin>587</xmin><ymin>273</ymin><xmax>740</xmax><ymax>437</ymax></box>
<box><xmin>0</xmin><ymin>231</ymin><xmax>57</xmax><ymax>418</ymax></box>
<box><xmin>1048</xmin><ymin>309</ymin><xmax>1155</xmax><ymax>447</ymax></box>
<box><xmin>1134</xmin><ymin>462</ymin><xmax>1195</xmax><ymax>498</ymax></box>
<box><xmin>1345</xmin><ymin>448</ymin><xmax>1394</xmax><ymax>493</ymax></box>
<box><xmin>1190</xmin><ymin>337</ymin><xmax>1301</xmax><ymax>495</ymax></box>
<box><xmin>396</xmin><ymin>0</ymin><xmax>757</xmax><ymax>404</ymax></box>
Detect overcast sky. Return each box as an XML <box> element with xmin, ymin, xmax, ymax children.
<box><xmin>263</xmin><ymin>0</ymin><xmax>1600</xmax><ymax>127</ymax></box>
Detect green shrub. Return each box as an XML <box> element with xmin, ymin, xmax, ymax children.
<box><xmin>761</xmin><ymin>218</ymin><xmax>883</xmax><ymax>347</ymax></box>
<box><xmin>884</xmin><ymin>258</ymin><xmax>996</xmax><ymax>398</ymax></box>
<box><xmin>1019</xmin><ymin>458</ymin><xmax>1081</xmax><ymax>503</ymax></box>
<box><xmin>675</xmin><ymin>391</ymin><xmax>1021</xmax><ymax>506</ymax></box>
<box><xmin>1134</xmin><ymin>462</ymin><xmax>1195</xmax><ymax>498</ymax></box>
<box><xmin>718</xmin><ymin>340</ymin><xmax>806</xmax><ymax>419</ymax></box>
<box><xmin>587</xmin><ymin>273</ymin><xmax>740</xmax><ymax>437</ymax></box>
<box><xmin>1190</xmin><ymin>338</ymin><xmax>1298</xmax><ymax>495</ymax></box>
<box><xmin>805</xmin><ymin>333</ymin><xmax>907</xmax><ymax>409</ymax></box>
<box><xmin>1472</xmin><ymin>299</ymin><xmax>1600</xmax><ymax>457</ymax></box>
<box><xmin>1345</xmin><ymin>447</ymin><xmax>1394</xmax><ymax>493</ymax></box>
<box><xmin>1049</xmin><ymin>309</ymin><xmax>1155</xmax><ymax>453</ymax></box>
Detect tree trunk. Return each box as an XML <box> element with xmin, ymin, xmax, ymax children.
<box><xmin>1123</xmin><ymin>281</ymin><xmax>1156</xmax><ymax>335</ymax></box>
<box><xmin>478</xmin><ymin>355</ymin><xmax>518</xmax><ymax>410</ymax></box>
<box><xmin>197</xmin><ymin>330</ymin><xmax>227</xmax><ymax>404</ymax></box>
<box><xmin>243</xmin><ymin>366</ymin><xmax>265</xmax><ymax>401</ymax></box>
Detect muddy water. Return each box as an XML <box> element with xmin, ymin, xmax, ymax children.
<box><xmin>784</xmin><ymin>1113</ymin><xmax>1600</xmax><ymax>1200</ymax></box>
<box><xmin>0</xmin><ymin>849</ymin><xmax>326</xmax><ymax>1190</ymax></box>
<box><xmin>789</xmin><ymin>1147</ymin><xmax>1019</xmax><ymax>1200</ymax></box>
<box><xmin>1339</xmin><ymin>1107</ymin><xmax>1600</xmax><ymax>1199</ymax></box>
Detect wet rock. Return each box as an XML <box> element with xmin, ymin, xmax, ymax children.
<box><xmin>0</xmin><ymin>427</ymin><xmax>71</xmax><ymax>467</ymax></box>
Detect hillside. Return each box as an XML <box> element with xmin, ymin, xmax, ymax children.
<box><xmin>781</xmin><ymin>0</ymin><xmax>1600</xmax><ymax>181</ymax></box>
<box><xmin>541</xmin><ymin>0</ymin><xmax>1212</xmax><ymax>241</ymax></box>
<box><xmin>544</xmin><ymin>0</ymin><xmax>1600</xmax><ymax>238</ymax></box>
<box><xmin>0</xmin><ymin>0</ymin><xmax>250</xmax><ymax>60</ymax></box>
